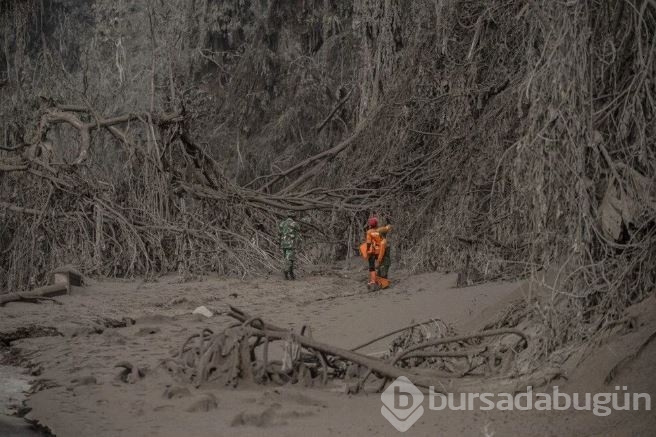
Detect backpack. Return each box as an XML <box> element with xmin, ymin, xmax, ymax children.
<box><xmin>359</xmin><ymin>228</ymin><xmax>388</xmax><ymax>261</ymax></box>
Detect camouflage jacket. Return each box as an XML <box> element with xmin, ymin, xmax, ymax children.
<box><xmin>278</xmin><ymin>218</ymin><xmax>301</xmax><ymax>250</ymax></box>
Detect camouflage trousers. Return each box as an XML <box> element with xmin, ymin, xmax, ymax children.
<box><xmin>282</xmin><ymin>248</ymin><xmax>296</xmax><ymax>273</ymax></box>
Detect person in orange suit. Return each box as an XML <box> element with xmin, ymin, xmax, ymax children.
<box><xmin>360</xmin><ymin>216</ymin><xmax>392</xmax><ymax>291</ymax></box>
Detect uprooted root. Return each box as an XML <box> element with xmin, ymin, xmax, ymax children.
<box><xmin>162</xmin><ymin>306</ymin><xmax>560</xmax><ymax>393</ymax></box>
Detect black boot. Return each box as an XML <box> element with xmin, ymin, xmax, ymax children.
<box><xmin>289</xmin><ymin>269</ymin><xmax>296</xmax><ymax>280</ymax></box>
<box><xmin>284</xmin><ymin>271</ymin><xmax>289</xmax><ymax>280</ymax></box>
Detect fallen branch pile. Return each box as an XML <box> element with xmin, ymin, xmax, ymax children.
<box><xmin>162</xmin><ymin>306</ymin><xmax>559</xmax><ymax>393</ymax></box>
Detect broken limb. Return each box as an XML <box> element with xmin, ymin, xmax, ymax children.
<box><xmin>0</xmin><ymin>283</ymin><xmax>67</xmax><ymax>307</ymax></box>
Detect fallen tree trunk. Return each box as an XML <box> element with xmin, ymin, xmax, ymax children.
<box><xmin>0</xmin><ymin>283</ymin><xmax>67</xmax><ymax>306</ymax></box>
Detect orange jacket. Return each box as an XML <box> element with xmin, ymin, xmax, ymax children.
<box><xmin>360</xmin><ymin>225</ymin><xmax>392</xmax><ymax>262</ymax></box>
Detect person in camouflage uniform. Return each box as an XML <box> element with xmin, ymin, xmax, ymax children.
<box><xmin>278</xmin><ymin>211</ymin><xmax>301</xmax><ymax>280</ymax></box>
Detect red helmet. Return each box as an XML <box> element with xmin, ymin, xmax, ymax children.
<box><xmin>367</xmin><ymin>217</ymin><xmax>378</xmax><ymax>228</ymax></box>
